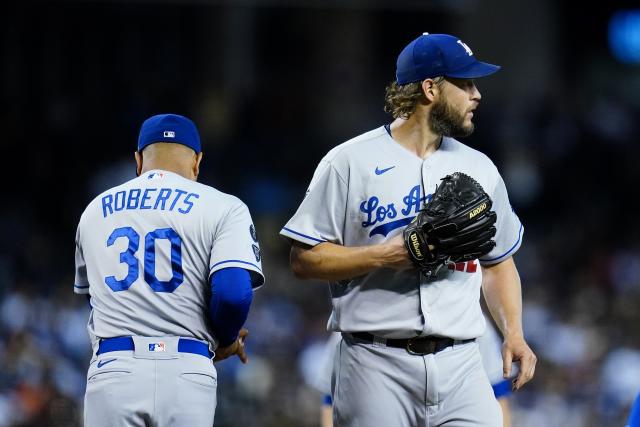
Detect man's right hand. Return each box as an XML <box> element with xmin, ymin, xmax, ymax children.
<box><xmin>213</xmin><ymin>328</ymin><xmax>249</xmax><ymax>364</ymax></box>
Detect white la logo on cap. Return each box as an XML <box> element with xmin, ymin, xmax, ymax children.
<box><xmin>457</xmin><ymin>40</ymin><xmax>473</xmax><ymax>56</ymax></box>
<box><xmin>163</xmin><ymin>131</ymin><xmax>176</xmax><ymax>138</ymax></box>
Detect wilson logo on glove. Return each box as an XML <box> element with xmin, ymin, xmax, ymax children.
<box><xmin>408</xmin><ymin>231</ymin><xmax>424</xmax><ymax>260</ymax></box>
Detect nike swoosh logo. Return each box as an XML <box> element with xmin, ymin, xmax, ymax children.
<box><xmin>97</xmin><ymin>358</ymin><xmax>117</xmax><ymax>368</ymax></box>
<box><xmin>375</xmin><ymin>166</ymin><xmax>396</xmax><ymax>175</ymax></box>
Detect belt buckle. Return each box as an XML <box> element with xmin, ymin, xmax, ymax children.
<box><xmin>406</xmin><ymin>337</ymin><xmax>437</xmax><ymax>355</ymax></box>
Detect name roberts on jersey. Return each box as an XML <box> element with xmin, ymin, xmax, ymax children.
<box><xmin>100</xmin><ymin>187</ymin><xmax>199</xmax><ymax>218</ymax></box>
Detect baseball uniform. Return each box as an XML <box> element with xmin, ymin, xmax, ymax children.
<box><xmin>281</xmin><ymin>126</ymin><xmax>522</xmax><ymax>426</ymax></box>
<box><xmin>75</xmin><ymin>169</ymin><xmax>264</xmax><ymax>427</ymax></box>
<box><xmin>315</xmin><ymin>317</ymin><xmax>512</xmax><ymax>414</ymax></box>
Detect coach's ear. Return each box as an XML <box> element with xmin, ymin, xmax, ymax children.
<box><xmin>193</xmin><ymin>152</ymin><xmax>203</xmax><ymax>180</ymax></box>
<box><xmin>135</xmin><ymin>151</ymin><xmax>143</xmax><ymax>177</ymax></box>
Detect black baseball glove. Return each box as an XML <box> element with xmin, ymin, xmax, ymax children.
<box><xmin>403</xmin><ymin>172</ymin><xmax>497</xmax><ymax>276</ymax></box>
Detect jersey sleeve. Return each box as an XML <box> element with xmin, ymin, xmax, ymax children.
<box><xmin>209</xmin><ymin>200</ymin><xmax>264</xmax><ymax>288</ymax></box>
<box><xmin>74</xmin><ymin>224</ymin><xmax>90</xmax><ymax>295</ymax></box>
<box><xmin>480</xmin><ymin>174</ymin><xmax>524</xmax><ymax>265</ymax></box>
<box><xmin>280</xmin><ymin>160</ymin><xmax>348</xmax><ymax>246</ymax></box>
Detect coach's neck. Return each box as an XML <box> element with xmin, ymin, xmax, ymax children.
<box><xmin>135</xmin><ymin>142</ymin><xmax>203</xmax><ymax>181</ymax></box>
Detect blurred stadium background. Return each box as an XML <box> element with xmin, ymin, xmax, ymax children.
<box><xmin>2</xmin><ymin>1</ymin><xmax>640</xmax><ymax>426</ymax></box>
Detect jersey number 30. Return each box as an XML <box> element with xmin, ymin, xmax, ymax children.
<box><xmin>105</xmin><ymin>226</ymin><xmax>183</xmax><ymax>293</ymax></box>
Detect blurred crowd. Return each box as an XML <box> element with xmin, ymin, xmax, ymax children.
<box><xmin>2</xmin><ymin>90</ymin><xmax>640</xmax><ymax>427</ymax></box>
<box><xmin>2</xmin><ymin>2</ymin><xmax>640</xmax><ymax>426</ymax></box>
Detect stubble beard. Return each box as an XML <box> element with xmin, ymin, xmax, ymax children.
<box><xmin>429</xmin><ymin>99</ymin><xmax>474</xmax><ymax>138</ymax></box>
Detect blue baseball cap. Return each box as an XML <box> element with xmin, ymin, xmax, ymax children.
<box><xmin>137</xmin><ymin>113</ymin><xmax>201</xmax><ymax>153</ymax></box>
<box><xmin>396</xmin><ymin>33</ymin><xmax>501</xmax><ymax>85</ymax></box>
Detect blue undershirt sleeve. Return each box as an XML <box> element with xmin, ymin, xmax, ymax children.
<box><xmin>492</xmin><ymin>379</ymin><xmax>512</xmax><ymax>399</ymax></box>
<box><xmin>209</xmin><ymin>268</ymin><xmax>254</xmax><ymax>347</ymax></box>
<box><xmin>629</xmin><ymin>392</ymin><xmax>640</xmax><ymax>427</ymax></box>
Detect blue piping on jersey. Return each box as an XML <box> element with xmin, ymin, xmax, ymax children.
<box><xmin>210</xmin><ymin>259</ymin><xmax>262</xmax><ymax>272</ymax></box>
<box><xmin>281</xmin><ymin>227</ymin><xmax>326</xmax><ymax>243</ymax></box>
<box><xmin>492</xmin><ymin>379</ymin><xmax>512</xmax><ymax>398</ymax></box>
<box><xmin>369</xmin><ymin>216</ymin><xmax>415</xmax><ymax>237</ymax></box>
<box><xmin>74</xmin><ymin>284</ymin><xmax>89</xmax><ymax>289</ymax></box>
<box><xmin>482</xmin><ymin>223</ymin><xmax>523</xmax><ymax>262</ymax></box>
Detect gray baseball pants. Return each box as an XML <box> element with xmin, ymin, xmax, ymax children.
<box><xmin>332</xmin><ymin>335</ymin><xmax>502</xmax><ymax>427</ymax></box>
<box><xmin>84</xmin><ymin>336</ymin><xmax>217</xmax><ymax>427</ymax></box>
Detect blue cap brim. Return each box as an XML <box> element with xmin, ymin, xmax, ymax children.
<box><xmin>445</xmin><ymin>61</ymin><xmax>501</xmax><ymax>79</ymax></box>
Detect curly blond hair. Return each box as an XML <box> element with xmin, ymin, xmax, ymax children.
<box><xmin>383</xmin><ymin>77</ymin><xmax>444</xmax><ymax>119</ymax></box>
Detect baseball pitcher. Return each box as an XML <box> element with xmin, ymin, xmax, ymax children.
<box><xmin>281</xmin><ymin>33</ymin><xmax>536</xmax><ymax>426</ymax></box>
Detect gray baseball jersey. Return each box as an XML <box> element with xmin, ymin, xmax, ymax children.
<box><xmin>74</xmin><ymin>169</ymin><xmax>263</xmax><ymax>426</ymax></box>
<box><xmin>75</xmin><ymin>169</ymin><xmax>264</xmax><ymax>347</ymax></box>
<box><xmin>281</xmin><ymin>126</ymin><xmax>522</xmax><ymax>340</ymax></box>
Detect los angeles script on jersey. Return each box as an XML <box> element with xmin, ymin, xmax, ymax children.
<box><xmin>360</xmin><ymin>184</ymin><xmax>432</xmax><ymax>237</ymax></box>
<box><xmin>101</xmin><ymin>188</ymin><xmax>199</xmax><ymax>218</ymax></box>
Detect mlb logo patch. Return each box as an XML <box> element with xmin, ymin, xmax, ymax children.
<box><xmin>148</xmin><ymin>172</ymin><xmax>165</xmax><ymax>180</ymax></box>
<box><xmin>149</xmin><ymin>342</ymin><xmax>166</xmax><ymax>352</ymax></box>
<box><xmin>163</xmin><ymin>131</ymin><xmax>176</xmax><ymax>138</ymax></box>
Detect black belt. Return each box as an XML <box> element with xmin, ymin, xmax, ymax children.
<box><xmin>349</xmin><ymin>332</ymin><xmax>474</xmax><ymax>355</ymax></box>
